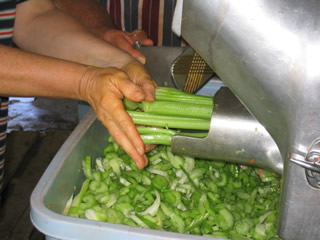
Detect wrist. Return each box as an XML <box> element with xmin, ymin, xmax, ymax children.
<box><xmin>78</xmin><ymin>66</ymin><xmax>100</xmax><ymax>102</ymax></box>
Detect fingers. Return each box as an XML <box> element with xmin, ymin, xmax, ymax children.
<box><xmin>122</xmin><ymin>61</ymin><xmax>157</xmax><ymax>102</ymax></box>
<box><xmin>145</xmin><ymin>144</ymin><xmax>157</xmax><ymax>152</ymax></box>
<box><xmin>84</xmin><ymin>68</ymin><xmax>152</xmax><ymax>169</ymax></box>
<box><xmin>103</xmin><ymin>29</ymin><xmax>149</xmax><ymax>64</ymax></box>
<box><xmin>125</xmin><ymin>30</ymin><xmax>154</xmax><ymax>63</ymax></box>
<box><xmin>103</xmin><ymin>29</ymin><xmax>155</xmax><ymax>64</ymax></box>
<box><xmin>129</xmin><ymin>29</ymin><xmax>154</xmax><ymax>46</ymax></box>
<box><xmin>100</xmin><ymin>101</ymin><xmax>148</xmax><ymax>169</ymax></box>
<box><xmin>117</xmin><ymin>78</ymin><xmax>146</xmax><ymax>103</ymax></box>
<box><xmin>117</xmin><ymin>36</ymin><xmax>147</xmax><ymax>64</ymax></box>
<box><xmin>139</xmin><ymin>38</ymin><xmax>154</xmax><ymax>46</ymax></box>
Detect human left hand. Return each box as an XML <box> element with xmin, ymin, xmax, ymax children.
<box><xmin>103</xmin><ymin>29</ymin><xmax>153</xmax><ymax>64</ymax></box>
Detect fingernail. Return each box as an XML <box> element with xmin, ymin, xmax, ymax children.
<box><xmin>143</xmin><ymin>154</ymin><xmax>149</xmax><ymax>167</ymax></box>
<box><xmin>146</xmin><ymin>92</ymin><xmax>155</xmax><ymax>102</ymax></box>
<box><xmin>138</xmin><ymin>56</ymin><xmax>146</xmax><ymax>64</ymax></box>
<box><xmin>137</xmin><ymin>160</ymin><xmax>144</xmax><ymax>169</ymax></box>
<box><xmin>137</xmin><ymin>146</ymin><xmax>145</xmax><ymax>156</ymax></box>
<box><xmin>135</xmin><ymin>162</ymin><xmax>143</xmax><ymax>169</ymax></box>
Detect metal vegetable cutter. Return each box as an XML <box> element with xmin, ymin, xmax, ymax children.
<box><xmin>170</xmin><ymin>47</ymin><xmax>214</xmax><ymax>93</ymax></box>
<box><xmin>169</xmin><ymin>1</ymin><xmax>320</xmax><ymax>239</ymax></box>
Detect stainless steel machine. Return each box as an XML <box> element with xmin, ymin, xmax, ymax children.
<box><xmin>167</xmin><ymin>0</ymin><xmax>320</xmax><ymax>239</ymax></box>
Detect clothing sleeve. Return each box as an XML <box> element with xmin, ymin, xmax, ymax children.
<box><xmin>16</xmin><ymin>0</ymin><xmax>28</xmax><ymax>4</ymax></box>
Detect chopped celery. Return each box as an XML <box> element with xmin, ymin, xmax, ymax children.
<box><xmin>218</xmin><ymin>208</ymin><xmax>234</xmax><ymax>230</ymax></box>
<box><xmin>152</xmin><ymin>175</ymin><xmax>169</xmax><ymax>191</ymax></box>
<box><xmin>82</xmin><ymin>156</ymin><xmax>92</xmax><ymax>179</ymax></box>
<box><xmin>66</xmin><ymin>143</ymin><xmax>281</xmax><ymax>239</ymax></box>
<box><xmin>160</xmin><ymin>202</ymin><xmax>185</xmax><ymax>233</ymax></box>
<box><xmin>62</xmin><ymin>194</ymin><xmax>73</xmax><ymax>216</ymax></box>
<box><xmin>71</xmin><ymin>178</ymin><xmax>90</xmax><ymax>208</ymax></box>
<box><xmin>85</xmin><ymin>209</ymin><xmax>108</xmax><ymax>221</ymax></box>
<box><xmin>140</xmin><ymin>190</ymin><xmax>161</xmax><ymax>216</ymax></box>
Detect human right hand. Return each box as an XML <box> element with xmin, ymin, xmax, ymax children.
<box><xmin>103</xmin><ymin>29</ymin><xmax>153</xmax><ymax>64</ymax></box>
<box><xmin>80</xmin><ymin>61</ymin><xmax>156</xmax><ymax>169</ymax></box>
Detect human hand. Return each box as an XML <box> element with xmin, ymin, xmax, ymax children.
<box><xmin>103</xmin><ymin>29</ymin><xmax>153</xmax><ymax>64</ymax></box>
<box><xmin>80</xmin><ymin>61</ymin><xmax>156</xmax><ymax>169</ymax></box>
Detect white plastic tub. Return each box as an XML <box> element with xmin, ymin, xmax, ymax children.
<box><xmin>30</xmin><ymin>110</ymin><xmax>224</xmax><ymax>240</ymax></box>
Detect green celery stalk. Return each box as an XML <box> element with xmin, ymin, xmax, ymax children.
<box><xmin>137</xmin><ymin>127</ymin><xmax>177</xmax><ymax>136</ymax></box>
<box><xmin>137</xmin><ymin>127</ymin><xmax>208</xmax><ymax>138</ymax></box>
<box><xmin>155</xmin><ymin>87</ymin><xmax>213</xmax><ymax>106</ymax></box>
<box><xmin>123</xmin><ymin>87</ymin><xmax>213</xmax><ymax>145</ymax></box>
<box><xmin>124</xmin><ymin>98</ymin><xmax>212</xmax><ymax>119</ymax></box>
<box><xmin>140</xmin><ymin>134</ymin><xmax>173</xmax><ymax>145</ymax></box>
<box><xmin>141</xmin><ymin>100</ymin><xmax>212</xmax><ymax>119</ymax></box>
<box><xmin>128</xmin><ymin>111</ymin><xmax>210</xmax><ymax>130</ymax></box>
<box><xmin>137</xmin><ymin>127</ymin><xmax>207</xmax><ymax>145</ymax></box>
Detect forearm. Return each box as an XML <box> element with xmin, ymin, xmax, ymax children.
<box><xmin>14</xmin><ymin>0</ymin><xmax>132</xmax><ymax>68</ymax></box>
<box><xmin>0</xmin><ymin>44</ymin><xmax>87</xmax><ymax>99</ymax></box>
<box><xmin>54</xmin><ymin>0</ymin><xmax>116</xmax><ymax>38</ymax></box>
<box><xmin>53</xmin><ymin>0</ymin><xmax>153</xmax><ymax>64</ymax></box>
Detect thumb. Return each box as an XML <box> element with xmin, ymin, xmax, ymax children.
<box><xmin>130</xmin><ymin>50</ymin><xmax>147</xmax><ymax>64</ymax></box>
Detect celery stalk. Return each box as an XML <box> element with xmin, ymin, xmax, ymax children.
<box><xmin>127</xmin><ymin>111</ymin><xmax>210</xmax><ymax>130</ymax></box>
<box><xmin>155</xmin><ymin>87</ymin><xmax>213</xmax><ymax>106</ymax></box>
<box><xmin>141</xmin><ymin>100</ymin><xmax>212</xmax><ymax>119</ymax></box>
<box><xmin>124</xmin><ymin>87</ymin><xmax>213</xmax><ymax>145</ymax></box>
<box><xmin>137</xmin><ymin>127</ymin><xmax>208</xmax><ymax>145</ymax></box>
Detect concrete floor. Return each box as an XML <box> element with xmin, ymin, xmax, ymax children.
<box><xmin>1</xmin><ymin>97</ymin><xmax>80</xmax><ymax>240</ymax></box>
<box><xmin>8</xmin><ymin>97</ymin><xmax>79</xmax><ymax>132</ymax></box>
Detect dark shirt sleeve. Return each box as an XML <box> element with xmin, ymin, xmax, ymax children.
<box><xmin>16</xmin><ymin>0</ymin><xmax>28</xmax><ymax>4</ymax></box>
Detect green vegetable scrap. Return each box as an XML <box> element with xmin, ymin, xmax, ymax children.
<box><xmin>64</xmin><ymin>142</ymin><xmax>282</xmax><ymax>240</ymax></box>
<box><xmin>124</xmin><ymin>87</ymin><xmax>213</xmax><ymax>145</ymax></box>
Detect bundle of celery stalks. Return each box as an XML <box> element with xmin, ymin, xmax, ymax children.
<box><xmin>63</xmin><ymin>87</ymin><xmax>281</xmax><ymax>240</ymax></box>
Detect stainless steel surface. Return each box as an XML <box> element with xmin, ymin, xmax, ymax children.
<box><xmin>135</xmin><ymin>42</ymin><xmax>213</xmax><ymax>91</ymax></box>
<box><xmin>180</xmin><ymin>0</ymin><xmax>320</xmax><ymax>239</ymax></box>
<box><xmin>134</xmin><ymin>42</ymin><xmax>186</xmax><ymax>87</ymax></box>
<box><xmin>290</xmin><ymin>140</ymin><xmax>320</xmax><ymax>176</ymax></box>
<box><xmin>290</xmin><ymin>157</ymin><xmax>320</xmax><ymax>174</ymax></box>
<box><xmin>172</xmin><ymin>87</ymin><xmax>283</xmax><ymax>174</ymax></box>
